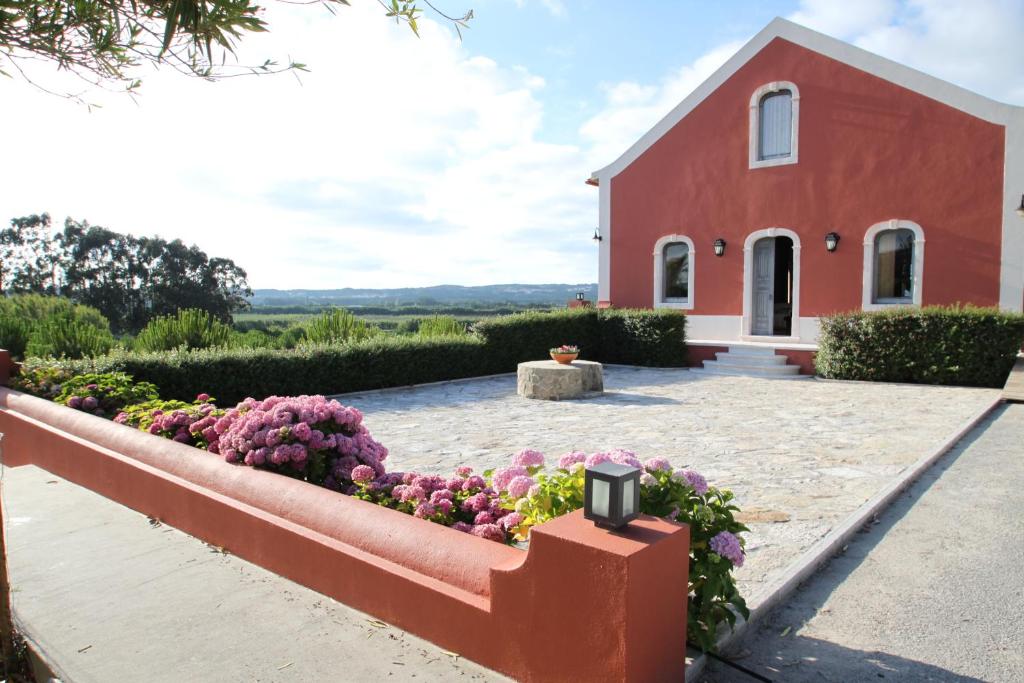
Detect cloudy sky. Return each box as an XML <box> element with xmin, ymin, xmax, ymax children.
<box><xmin>2</xmin><ymin>0</ymin><xmax>1022</xmax><ymax>289</ymax></box>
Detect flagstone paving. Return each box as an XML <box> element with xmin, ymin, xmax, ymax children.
<box><xmin>336</xmin><ymin>367</ymin><xmax>998</xmax><ymax>600</ymax></box>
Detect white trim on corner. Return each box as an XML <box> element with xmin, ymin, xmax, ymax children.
<box><xmin>861</xmin><ymin>219</ymin><xmax>925</xmax><ymax>311</ymax></box>
<box><xmin>742</xmin><ymin>228</ymin><xmax>802</xmax><ymax>337</ymax></box>
<box><xmin>597</xmin><ymin>177</ymin><xmax>612</xmax><ymax>303</ymax></box>
<box><xmin>588</xmin><ymin>17</ymin><xmax>1021</xmax><ymax>185</ymax></box>
<box><xmin>749</xmin><ymin>81</ymin><xmax>800</xmax><ymax>169</ymax></box>
<box><xmin>1000</xmin><ymin>109</ymin><xmax>1024</xmax><ymax>312</ymax></box>
<box><xmin>652</xmin><ymin>234</ymin><xmax>696</xmax><ymax>310</ymax></box>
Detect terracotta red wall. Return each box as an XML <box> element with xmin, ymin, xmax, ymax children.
<box><xmin>609</xmin><ymin>38</ymin><xmax>1005</xmax><ymax>316</ymax></box>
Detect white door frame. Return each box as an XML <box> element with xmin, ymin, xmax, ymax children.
<box><xmin>742</xmin><ymin>228</ymin><xmax>801</xmax><ymax>339</ymax></box>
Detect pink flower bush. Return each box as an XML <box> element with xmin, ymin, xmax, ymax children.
<box><xmin>214</xmin><ymin>395</ymin><xmax>388</xmax><ymax>489</ymax></box>
<box><xmin>672</xmin><ymin>469</ymin><xmax>708</xmax><ymax>495</ymax></box>
<box><xmin>644</xmin><ymin>457</ymin><xmax>672</xmax><ymax>472</ymax></box>
<box><xmin>557</xmin><ymin>451</ymin><xmax>587</xmax><ymax>469</ymax></box>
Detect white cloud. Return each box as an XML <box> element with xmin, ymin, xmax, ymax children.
<box><xmin>0</xmin><ymin>2</ymin><xmax>595</xmax><ymax>289</ymax></box>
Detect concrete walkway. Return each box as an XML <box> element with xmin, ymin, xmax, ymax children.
<box><xmin>701</xmin><ymin>402</ymin><xmax>1024</xmax><ymax>682</ymax></box>
<box><xmin>2</xmin><ymin>465</ymin><xmax>510</xmax><ymax>683</ymax></box>
<box><xmin>339</xmin><ymin>368</ymin><xmax>998</xmax><ymax>603</ymax></box>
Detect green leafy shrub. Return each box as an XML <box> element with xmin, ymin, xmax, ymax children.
<box><xmin>0</xmin><ymin>315</ymin><xmax>31</xmax><ymax>359</ymax></box>
<box><xmin>473</xmin><ymin>308</ymin><xmax>602</xmax><ymax>370</ymax></box>
<box><xmin>418</xmin><ymin>315</ymin><xmax>465</xmax><ymax>338</ymax></box>
<box><xmin>395</xmin><ymin>318</ymin><xmax>421</xmax><ymax>335</ymax></box>
<box><xmin>0</xmin><ymin>294</ymin><xmax>111</xmax><ymax>332</ymax></box>
<box><xmin>598</xmin><ymin>308</ymin><xmax>687</xmax><ymax>366</ymax></box>
<box><xmin>39</xmin><ymin>335</ymin><xmax>492</xmax><ymax>404</ymax></box>
<box><xmin>134</xmin><ymin>308</ymin><xmax>235</xmax><ymax>352</ymax></box>
<box><xmin>817</xmin><ymin>306</ymin><xmax>1024</xmax><ymax>387</ymax></box>
<box><xmin>277</xmin><ymin>324</ymin><xmax>307</xmax><ymax>349</ymax></box>
<box><xmin>54</xmin><ymin>372</ymin><xmax>159</xmax><ymax>417</ymax></box>
<box><xmin>25</xmin><ymin>317</ymin><xmax>116</xmax><ymax>359</ymax></box>
<box><xmin>8</xmin><ymin>360</ymin><xmax>77</xmax><ymax>399</ymax></box>
<box><xmin>303</xmin><ymin>308</ymin><xmax>379</xmax><ymax>345</ymax></box>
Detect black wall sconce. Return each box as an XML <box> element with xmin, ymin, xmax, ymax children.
<box><xmin>713</xmin><ymin>238</ymin><xmax>726</xmax><ymax>257</ymax></box>
<box><xmin>1017</xmin><ymin>194</ymin><xmax>1024</xmax><ymax>218</ymax></box>
<box><xmin>592</xmin><ymin>228</ymin><xmax>603</xmax><ymax>243</ymax></box>
<box><xmin>825</xmin><ymin>232</ymin><xmax>840</xmax><ymax>252</ymax></box>
<box><xmin>584</xmin><ymin>462</ymin><xmax>641</xmax><ymax>530</ymax></box>
<box><xmin>576</xmin><ymin>291</ymin><xmax>585</xmax><ymax>301</ymax></box>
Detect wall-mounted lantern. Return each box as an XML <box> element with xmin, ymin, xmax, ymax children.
<box><xmin>592</xmin><ymin>228</ymin><xmax>603</xmax><ymax>243</ymax></box>
<box><xmin>576</xmin><ymin>291</ymin><xmax>585</xmax><ymax>301</ymax></box>
<box><xmin>824</xmin><ymin>232</ymin><xmax>841</xmax><ymax>252</ymax></box>
<box><xmin>1017</xmin><ymin>194</ymin><xmax>1024</xmax><ymax>218</ymax></box>
<box><xmin>584</xmin><ymin>462</ymin><xmax>641</xmax><ymax>529</ymax></box>
<box><xmin>713</xmin><ymin>238</ymin><xmax>726</xmax><ymax>257</ymax></box>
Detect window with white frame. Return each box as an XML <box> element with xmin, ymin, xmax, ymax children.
<box><xmin>749</xmin><ymin>81</ymin><xmax>800</xmax><ymax>169</ymax></box>
<box><xmin>862</xmin><ymin>220</ymin><xmax>925</xmax><ymax>310</ymax></box>
<box><xmin>653</xmin><ymin>235</ymin><xmax>695</xmax><ymax>309</ymax></box>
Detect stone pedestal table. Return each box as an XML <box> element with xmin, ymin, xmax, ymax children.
<box><xmin>516</xmin><ymin>360</ymin><xmax>604</xmax><ymax>400</ymax></box>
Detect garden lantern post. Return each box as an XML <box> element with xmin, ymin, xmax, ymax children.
<box><xmin>584</xmin><ymin>462</ymin><xmax>641</xmax><ymax>529</ymax></box>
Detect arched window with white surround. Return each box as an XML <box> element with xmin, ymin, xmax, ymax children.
<box><xmin>653</xmin><ymin>235</ymin><xmax>695</xmax><ymax>310</ymax></box>
<box><xmin>749</xmin><ymin>81</ymin><xmax>800</xmax><ymax>169</ymax></box>
<box><xmin>862</xmin><ymin>220</ymin><xmax>925</xmax><ymax>310</ymax></box>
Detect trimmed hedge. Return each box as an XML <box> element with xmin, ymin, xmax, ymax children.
<box><xmin>816</xmin><ymin>306</ymin><xmax>1024</xmax><ymax>388</ymax></box>
<box><xmin>31</xmin><ymin>336</ymin><xmax>490</xmax><ymax>404</ymax></box>
<box><xmin>16</xmin><ymin>308</ymin><xmax>687</xmax><ymax>402</ymax></box>
<box><xmin>473</xmin><ymin>309</ymin><xmax>602</xmax><ymax>370</ymax></box>
<box><xmin>598</xmin><ymin>309</ymin><xmax>687</xmax><ymax>367</ymax></box>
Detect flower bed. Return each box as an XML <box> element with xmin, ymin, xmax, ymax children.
<box><xmin>9</xmin><ymin>364</ymin><xmax>746</xmax><ymax>650</ymax></box>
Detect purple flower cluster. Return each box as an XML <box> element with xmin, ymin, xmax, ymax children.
<box><xmin>672</xmin><ymin>469</ymin><xmax>709</xmax><ymax>495</ymax></box>
<box><xmin>213</xmin><ymin>395</ymin><xmax>388</xmax><ymax>489</ymax></box>
<box><xmin>709</xmin><ymin>531</ymin><xmax>745</xmax><ymax>567</ymax></box>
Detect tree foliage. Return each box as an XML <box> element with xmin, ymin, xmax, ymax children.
<box><xmin>0</xmin><ymin>0</ymin><xmax>472</xmax><ymax>99</ymax></box>
<box><xmin>1</xmin><ymin>212</ymin><xmax>252</xmax><ymax>333</ymax></box>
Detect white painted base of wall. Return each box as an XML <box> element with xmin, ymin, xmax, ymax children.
<box><xmin>686</xmin><ymin>314</ymin><xmax>821</xmax><ymax>345</ymax></box>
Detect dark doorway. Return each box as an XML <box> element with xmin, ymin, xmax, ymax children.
<box><xmin>773</xmin><ymin>236</ymin><xmax>793</xmax><ymax>335</ymax></box>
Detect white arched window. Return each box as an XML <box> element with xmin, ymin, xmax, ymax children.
<box><xmin>653</xmin><ymin>235</ymin><xmax>695</xmax><ymax>310</ymax></box>
<box><xmin>749</xmin><ymin>81</ymin><xmax>800</xmax><ymax>169</ymax></box>
<box><xmin>862</xmin><ymin>220</ymin><xmax>925</xmax><ymax>310</ymax></box>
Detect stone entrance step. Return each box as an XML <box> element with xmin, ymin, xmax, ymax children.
<box><xmin>692</xmin><ymin>345</ymin><xmax>811</xmax><ymax>379</ymax></box>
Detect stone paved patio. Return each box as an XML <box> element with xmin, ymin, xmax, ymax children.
<box><xmin>336</xmin><ymin>367</ymin><xmax>998</xmax><ymax>601</ymax></box>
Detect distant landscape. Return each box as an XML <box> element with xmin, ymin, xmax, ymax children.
<box><xmin>249</xmin><ymin>284</ymin><xmax>598</xmax><ymax>310</ymax></box>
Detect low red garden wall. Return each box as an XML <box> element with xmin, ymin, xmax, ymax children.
<box><xmin>0</xmin><ymin>384</ymin><xmax>691</xmax><ymax>682</ymax></box>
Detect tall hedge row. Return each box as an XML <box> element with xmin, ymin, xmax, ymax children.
<box><xmin>816</xmin><ymin>306</ymin><xmax>1024</xmax><ymax>388</ymax></box>
<box><xmin>24</xmin><ymin>308</ymin><xmax>687</xmax><ymax>403</ymax></box>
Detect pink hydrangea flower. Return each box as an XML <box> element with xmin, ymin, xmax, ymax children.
<box><xmin>673</xmin><ymin>469</ymin><xmax>709</xmax><ymax>495</ymax></box>
<box><xmin>456</xmin><ymin>465</ymin><xmax>473</xmax><ymax>477</ymax></box>
<box><xmin>474</xmin><ymin>511</ymin><xmax>495</xmax><ymax>525</ymax></box>
<box><xmin>584</xmin><ymin>452</ymin><xmax>612</xmax><ymax>468</ymax></box>
<box><xmin>492</xmin><ymin>466</ymin><xmax>529</xmax><ymax>492</ymax></box>
<box><xmin>506</xmin><ymin>475</ymin><xmax>535</xmax><ymax>499</ymax></box>
<box><xmin>512</xmin><ymin>449</ymin><xmax>545</xmax><ymax>468</ymax></box>
<box><xmin>557</xmin><ymin>451</ymin><xmax>587</xmax><ymax>469</ymax></box>
<box><xmin>351</xmin><ymin>465</ymin><xmax>375</xmax><ymax>483</ymax></box>
<box><xmin>498</xmin><ymin>512</ymin><xmax>524</xmax><ymax>531</ymax></box>
<box><xmin>462</xmin><ymin>475</ymin><xmax>487</xmax><ymax>491</ymax></box>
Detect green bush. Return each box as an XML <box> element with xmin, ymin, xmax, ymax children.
<box><xmin>43</xmin><ymin>335</ymin><xmax>492</xmax><ymax>404</ymax></box>
<box><xmin>134</xmin><ymin>308</ymin><xmax>235</xmax><ymax>352</ymax></box>
<box><xmin>598</xmin><ymin>309</ymin><xmax>687</xmax><ymax>366</ymax></box>
<box><xmin>473</xmin><ymin>309</ymin><xmax>603</xmax><ymax>371</ymax></box>
<box><xmin>30</xmin><ymin>307</ymin><xmax>688</xmax><ymax>402</ymax></box>
<box><xmin>0</xmin><ymin>294</ymin><xmax>111</xmax><ymax>332</ymax></box>
<box><xmin>26</xmin><ymin>317</ymin><xmax>116</xmax><ymax>359</ymax></box>
<box><xmin>303</xmin><ymin>308</ymin><xmax>378</xmax><ymax>345</ymax></box>
<box><xmin>418</xmin><ymin>315</ymin><xmax>465</xmax><ymax>338</ymax></box>
<box><xmin>816</xmin><ymin>306</ymin><xmax>1024</xmax><ymax>387</ymax></box>
<box><xmin>0</xmin><ymin>315</ymin><xmax>31</xmax><ymax>359</ymax></box>
<box><xmin>277</xmin><ymin>324</ymin><xmax>307</xmax><ymax>349</ymax></box>
<box><xmin>54</xmin><ymin>372</ymin><xmax>159</xmax><ymax>417</ymax></box>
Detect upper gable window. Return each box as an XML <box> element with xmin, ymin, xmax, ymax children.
<box><xmin>749</xmin><ymin>81</ymin><xmax>800</xmax><ymax>169</ymax></box>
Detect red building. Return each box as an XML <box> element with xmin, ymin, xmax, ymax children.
<box><xmin>589</xmin><ymin>18</ymin><xmax>1024</xmax><ymax>367</ymax></box>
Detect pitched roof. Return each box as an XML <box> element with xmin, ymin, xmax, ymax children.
<box><xmin>590</xmin><ymin>17</ymin><xmax>1023</xmax><ymax>183</ymax></box>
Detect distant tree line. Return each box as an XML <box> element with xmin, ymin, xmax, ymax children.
<box><xmin>1</xmin><ymin>214</ymin><xmax>251</xmax><ymax>333</ymax></box>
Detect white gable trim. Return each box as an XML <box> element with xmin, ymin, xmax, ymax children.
<box><xmin>590</xmin><ymin>17</ymin><xmax>1022</xmax><ymax>184</ymax></box>
<box><xmin>1000</xmin><ymin>110</ymin><xmax>1024</xmax><ymax>312</ymax></box>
